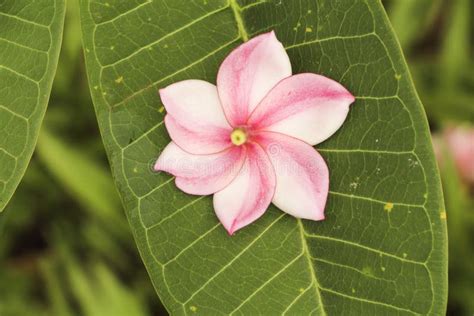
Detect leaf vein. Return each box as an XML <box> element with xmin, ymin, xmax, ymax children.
<box><xmin>99</xmin><ymin>5</ymin><xmax>230</xmax><ymax>68</ymax></box>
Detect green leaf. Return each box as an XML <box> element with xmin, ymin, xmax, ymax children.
<box><xmin>0</xmin><ymin>0</ymin><xmax>66</xmax><ymax>211</ymax></box>
<box><xmin>80</xmin><ymin>0</ymin><xmax>448</xmax><ymax>314</ymax></box>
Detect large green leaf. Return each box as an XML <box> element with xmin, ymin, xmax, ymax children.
<box><xmin>0</xmin><ymin>0</ymin><xmax>65</xmax><ymax>211</ymax></box>
<box><xmin>79</xmin><ymin>0</ymin><xmax>447</xmax><ymax>314</ymax></box>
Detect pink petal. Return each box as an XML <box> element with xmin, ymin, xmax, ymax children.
<box><xmin>213</xmin><ymin>143</ymin><xmax>276</xmax><ymax>235</ymax></box>
<box><xmin>255</xmin><ymin>131</ymin><xmax>329</xmax><ymax>221</ymax></box>
<box><xmin>217</xmin><ymin>31</ymin><xmax>292</xmax><ymax>126</ymax></box>
<box><xmin>154</xmin><ymin>142</ymin><xmax>246</xmax><ymax>195</ymax></box>
<box><xmin>248</xmin><ymin>73</ymin><xmax>355</xmax><ymax>145</ymax></box>
<box><xmin>159</xmin><ymin>80</ymin><xmax>232</xmax><ymax>154</ymax></box>
<box><xmin>164</xmin><ymin>115</ymin><xmax>232</xmax><ymax>155</ymax></box>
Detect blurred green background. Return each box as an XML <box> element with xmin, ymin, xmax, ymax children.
<box><xmin>0</xmin><ymin>1</ymin><xmax>472</xmax><ymax>315</ymax></box>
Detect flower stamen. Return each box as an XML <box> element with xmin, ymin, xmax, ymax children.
<box><xmin>230</xmin><ymin>128</ymin><xmax>247</xmax><ymax>146</ymax></box>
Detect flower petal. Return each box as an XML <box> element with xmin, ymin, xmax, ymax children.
<box><xmin>154</xmin><ymin>142</ymin><xmax>246</xmax><ymax>195</ymax></box>
<box><xmin>217</xmin><ymin>31</ymin><xmax>292</xmax><ymax>126</ymax></box>
<box><xmin>164</xmin><ymin>115</ymin><xmax>232</xmax><ymax>155</ymax></box>
<box><xmin>255</xmin><ymin>131</ymin><xmax>329</xmax><ymax>221</ymax></box>
<box><xmin>213</xmin><ymin>143</ymin><xmax>276</xmax><ymax>235</ymax></box>
<box><xmin>248</xmin><ymin>73</ymin><xmax>355</xmax><ymax>145</ymax></box>
<box><xmin>159</xmin><ymin>80</ymin><xmax>232</xmax><ymax>154</ymax></box>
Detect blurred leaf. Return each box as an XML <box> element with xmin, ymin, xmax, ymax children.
<box><xmin>0</xmin><ymin>0</ymin><xmax>66</xmax><ymax>212</ymax></box>
<box><xmin>63</xmin><ymin>0</ymin><xmax>83</xmax><ymax>63</ymax></box>
<box><xmin>389</xmin><ymin>0</ymin><xmax>442</xmax><ymax>50</ymax></box>
<box><xmin>53</xmin><ymin>0</ymin><xmax>83</xmax><ymax>95</ymax></box>
<box><xmin>36</xmin><ymin>128</ymin><xmax>129</xmax><ymax>240</ymax></box>
<box><xmin>66</xmin><ymin>256</ymin><xmax>149</xmax><ymax>316</ymax></box>
<box><xmin>439</xmin><ymin>142</ymin><xmax>474</xmax><ymax>315</ymax></box>
<box><xmin>40</xmin><ymin>259</ymin><xmax>75</xmax><ymax>316</ymax></box>
<box><xmin>440</xmin><ymin>0</ymin><xmax>471</xmax><ymax>90</ymax></box>
<box><xmin>80</xmin><ymin>0</ymin><xmax>447</xmax><ymax>314</ymax></box>
<box><xmin>0</xmin><ymin>260</ymin><xmax>47</xmax><ymax>316</ymax></box>
<box><xmin>439</xmin><ymin>145</ymin><xmax>471</xmax><ymax>244</ymax></box>
<box><xmin>0</xmin><ymin>162</ymin><xmax>53</xmax><ymax>258</ymax></box>
<box><xmin>82</xmin><ymin>221</ymin><xmax>131</xmax><ymax>268</ymax></box>
<box><xmin>409</xmin><ymin>59</ymin><xmax>474</xmax><ymax>123</ymax></box>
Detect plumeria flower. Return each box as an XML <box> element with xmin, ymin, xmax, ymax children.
<box><xmin>154</xmin><ymin>31</ymin><xmax>355</xmax><ymax>235</ymax></box>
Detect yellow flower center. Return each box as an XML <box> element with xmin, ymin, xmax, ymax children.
<box><xmin>230</xmin><ymin>128</ymin><xmax>247</xmax><ymax>146</ymax></box>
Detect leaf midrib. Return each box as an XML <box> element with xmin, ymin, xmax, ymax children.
<box><xmin>297</xmin><ymin>219</ymin><xmax>328</xmax><ymax>316</ymax></box>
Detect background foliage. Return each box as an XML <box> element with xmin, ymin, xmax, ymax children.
<box><xmin>0</xmin><ymin>0</ymin><xmax>471</xmax><ymax>315</ymax></box>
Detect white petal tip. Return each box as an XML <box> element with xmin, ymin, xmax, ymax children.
<box><xmin>314</xmin><ymin>214</ymin><xmax>326</xmax><ymax>221</ymax></box>
<box><xmin>153</xmin><ymin>161</ymin><xmax>161</xmax><ymax>172</ymax></box>
<box><xmin>294</xmin><ymin>212</ymin><xmax>325</xmax><ymax>222</ymax></box>
<box><xmin>307</xmin><ymin>210</ymin><xmax>325</xmax><ymax>221</ymax></box>
<box><xmin>222</xmin><ymin>219</ymin><xmax>238</xmax><ymax>236</ymax></box>
<box><xmin>267</xmin><ymin>30</ymin><xmax>283</xmax><ymax>45</ymax></box>
<box><xmin>347</xmin><ymin>93</ymin><xmax>356</xmax><ymax>104</ymax></box>
<box><xmin>226</xmin><ymin>223</ymin><xmax>242</xmax><ymax>236</ymax></box>
<box><xmin>158</xmin><ymin>87</ymin><xmax>167</xmax><ymax>96</ymax></box>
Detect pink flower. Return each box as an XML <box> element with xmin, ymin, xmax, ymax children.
<box><xmin>154</xmin><ymin>31</ymin><xmax>355</xmax><ymax>234</ymax></box>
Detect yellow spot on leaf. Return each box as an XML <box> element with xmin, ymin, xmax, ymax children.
<box><xmin>299</xmin><ymin>288</ymin><xmax>305</xmax><ymax>293</ymax></box>
<box><xmin>93</xmin><ymin>85</ymin><xmax>98</xmax><ymax>90</ymax></box>
<box><xmin>352</xmin><ymin>288</ymin><xmax>356</xmax><ymax>293</ymax></box>
<box><xmin>384</xmin><ymin>202</ymin><xmax>394</xmax><ymax>212</ymax></box>
<box><xmin>158</xmin><ymin>106</ymin><xmax>165</xmax><ymax>113</ymax></box>
<box><xmin>110</xmin><ymin>46</ymin><xmax>115</xmax><ymax>50</ymax></box>
<box><xmin>308</xmin><ymin>9</ymin><xmax>312</xmax><ymax>13</ymax></box>
<box><xmin>403</xmin><ymin>253</ymin><xmax>407</xmax><ymax>258</ymax></box>
<box><xmin>381</xmin><ymin>266</ymin><xmax>386</xmax><ymax>272</ymax></box>
<box><xmin>362</xmin><ymin>266</ymin><xmax>374</xmax><ymax>277</ymax></box>
<box><xmin>440</xmin><ymin>211</ymin><xmax>447</xmax><ymax>219</ymax></box>
<box><xmin>306</xmin><ymin>27</ymin><xmax>313</xmax><ymax>32</ymax></box>
<box><xmin>395</xmin><ymin>74</ymin><xmax>402</xmax><ymax>80</ymax></box>
<box><xmin>190</xmin><ymin>306</ymin><xmax>197</xmax><ymax>312</ymax></box>
<box><xmin>115</xmin><ymin>76</ymin><xmax>124</xmax><ymax>84</ymax></box>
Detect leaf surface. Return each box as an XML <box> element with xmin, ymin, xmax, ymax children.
<box><xmin>79</xmin><ymin>0</ymin><xmax>447</xmax><ymax>314</ymax></box>
<box><xmin>0</xmin><ymin>0</ymin><xmax>65</xmax><ymax>211</ymax></box>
